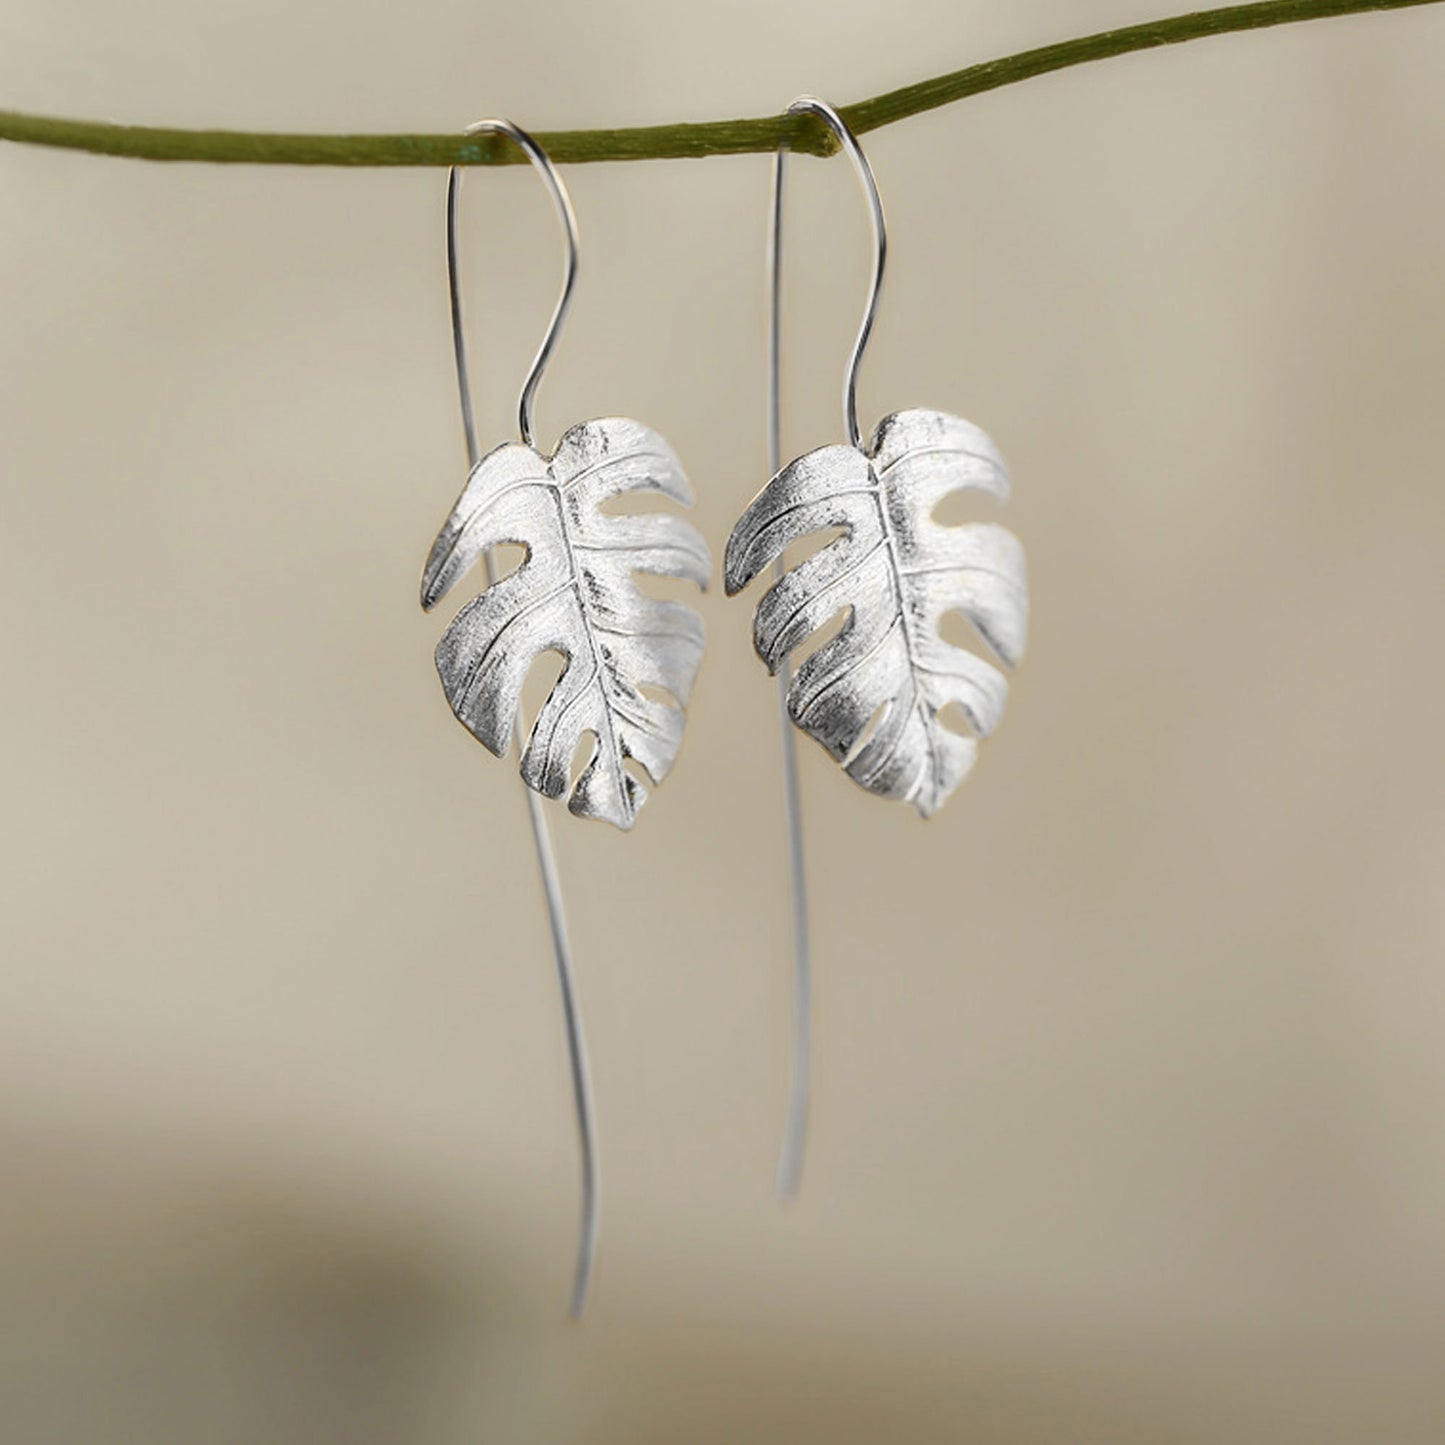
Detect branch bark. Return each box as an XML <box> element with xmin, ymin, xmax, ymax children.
<box><xmin>0</xmin><ymin>0</ymin><xmax>1439</xmax><ymax>167</ymax></box>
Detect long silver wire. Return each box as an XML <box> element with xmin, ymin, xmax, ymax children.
<box><xmin>768</xmin><ymin>98</ymin><xmax>888</xmax><ymax>1197</ymax></box>
<box><xmin>446</xmin><ymin>120</ymin><xmax>597</xmax><ymax>1318</ymax></box>
<box><xmin>766</xmin><ymin>142</ymin><xmax>811</xmax><ymax>1199</ymax></box>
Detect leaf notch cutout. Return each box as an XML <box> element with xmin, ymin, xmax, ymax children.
<box><xmin>724</xmin><ymin>408</ymin><xmax>1027</xmax><ymax>818</ymax></box>
<box><xmin>422</xmin><ymin>417</ymin><xmax>711</xmax><ymax>830</ymax></box>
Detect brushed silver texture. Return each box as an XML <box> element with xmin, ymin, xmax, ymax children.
<box><xmin>725</xmin><ymin>406</ymin><xmax>1028</xmax><ymax>818</ymax></box>
<box><xmin>422</xmin><ymin>416</ymin><xmax>711</xmax><ymax>831</ymax></box>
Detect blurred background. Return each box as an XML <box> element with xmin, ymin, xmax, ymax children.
<box><xmin>3</xmin><ymin>1</ymin><xmax>1445</xmax><ymax>1439</ymax></box>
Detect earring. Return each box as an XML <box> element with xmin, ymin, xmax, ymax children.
<box><xmin>724</xmin><ymin>98</ymin><xmax>1028</xmax><ymax>1192</ymax></box>
<box><xmin>421</xmin><ymin>119</ymin><xmax>710</xmax><ymax>1315</ymax></box>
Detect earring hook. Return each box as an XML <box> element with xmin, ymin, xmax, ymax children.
<box><xmin>764</xmin><ymin>97</ymin><xmax>887</xmax><ymax>1199</ymax></box>
<box><xmin>771</xmin><ymin>97</ymin><xmax>888</xmax><ymax>452</ymax></box>
<box><xmin>444</xmin><ymin>120</ymin><xmax>597</xmax><ymax>1319</ymax></box>
<box><xmin>447</xmin><ymin>118</ymin><xmax>581</xmax><ymax>454</ymax></box>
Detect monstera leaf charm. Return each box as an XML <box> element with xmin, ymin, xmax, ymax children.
<box><xmin>422</xmin><ymin>417</ymin><xmax>711</xmax><ymax>830</ymax></box>
<box><xmin>725</xmin><ymin>408</ymin><xmax>1027</xmax><ymax>817</ymax></box>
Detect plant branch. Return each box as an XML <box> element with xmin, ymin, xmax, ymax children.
<box><xmin>0</xmin><ymin>0</ymin><xmax>1439</xmax><ymax>167</ymax></box>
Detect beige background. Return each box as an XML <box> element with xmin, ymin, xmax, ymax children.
<box><xmin>3</xmin><ymin>1</ymin><xmax>1445</xmax><ymax>1440</ymax></box>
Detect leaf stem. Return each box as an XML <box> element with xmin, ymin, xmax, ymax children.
<box><xmin>0</xmin><ymin>0</ymin><xmax>1438</xmax><ymax>169</ymax></box>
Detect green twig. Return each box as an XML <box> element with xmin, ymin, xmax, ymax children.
<box><xmin>0</xmin><ymin>0</ymin><xmax>1439</xmax><ymax>167</ymax></box>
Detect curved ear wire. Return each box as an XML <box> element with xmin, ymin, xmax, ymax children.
<box><xmin>447</xmin><ymin>118</ymin><xmax>580</xmax><ymax>452</ymax></box>
<box><xmin>766</xmin><ymin>97</ymin><xmax>890</xmax><ymax>1197</ymax></box>
<box><xmin>776</xmin><ymin>97</ymin><xmax>888</xmax><ymax>449</ymax></box>
<box><xmin>445</xmin><ymin>120</ymin><xmax>597</xmax><ymax>1319</ymax></box>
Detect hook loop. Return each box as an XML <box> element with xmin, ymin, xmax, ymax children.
<box><xmin>447</xmin><ymin>119</ymin><xmax>580</xmax><ymax>456</ymax></box>
<box><xmin>770</xmin><ymin>97</ymin><xmax>887</xmax><ymax>452</ymax></box>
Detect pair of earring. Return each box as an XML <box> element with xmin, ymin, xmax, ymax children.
<box><xmin>419</xmin><ymin>101</ymin><xmax>1028</xmax><ymax>1316</ymax></box>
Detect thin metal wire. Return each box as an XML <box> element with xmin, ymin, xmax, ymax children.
<box><xmin>789</xmin><ymin>97</ymin><xmax>888</xmax><ymax>449</ymax></box>
<box><xmin>446</xmin><ymin>120</ymin><xmax>597</xmax><ymax>1319</ymax></box>
<box><xmin>766</xmin><ymin>141</ymin><xmax>811</xmax><ymax>1199</ymax></box>
<box><xmin>767</xmin><ymin>97</ymin><xmax>889</xmax><ymax>1196</ymax></box>
<box><xmin>450</xmin><ymin>119</ymin><xmax>579</xmax><ymax>449</ymax></box>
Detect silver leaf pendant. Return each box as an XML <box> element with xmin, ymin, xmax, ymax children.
<box><xmin>725</xmin><ymin>407</ymin><xmax>1027</xmax><ymax>817</ymax></box>
<box><xmin>422</xmin><ymin>416</ymin><xmax>711</xmax><ymax>830</ymax></box>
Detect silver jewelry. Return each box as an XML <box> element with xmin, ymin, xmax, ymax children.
<box><xmin>423</xmin><ymin>119</ymin><xmax>710</xmax><ymax>1315</ymax></box>
<box><xmin>725</xmin><ymin>97</ymin><xmax>1029</xmax><ymax>1191</ymax></box>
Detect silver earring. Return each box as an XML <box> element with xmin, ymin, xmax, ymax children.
<box><xmin>422</xmin><ymin>119</ymin><xmax>710</xmax><ymax>1315</ymax></box>
<box><xmin>725</xmin><ymin>98</ymin><xmax>1029</xmax><ymax>1192</ymax></box>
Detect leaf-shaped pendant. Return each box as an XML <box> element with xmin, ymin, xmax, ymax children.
<box><xmin>725</xmin><ymin>408</ymin><xmax>1027</xmax><ymax>818</ymax></box>
<box><xmin>422</xmin><ymin>416</ymin><xmax>711</xmax><ymax>830</ymax></box>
